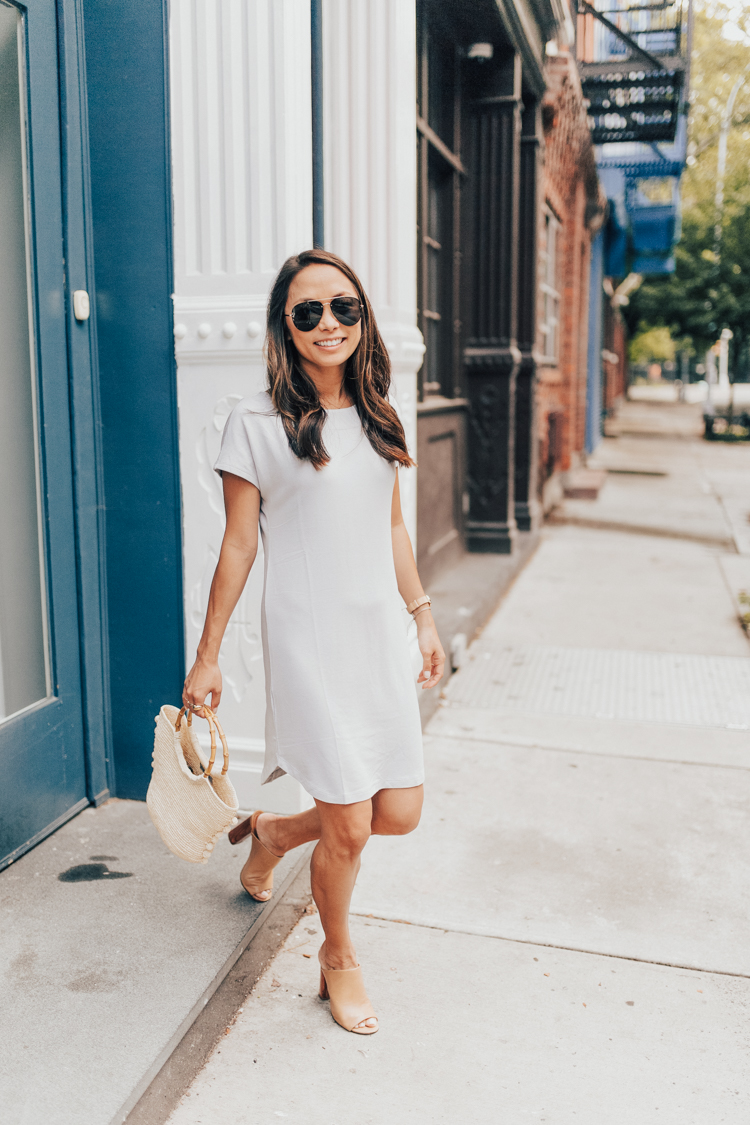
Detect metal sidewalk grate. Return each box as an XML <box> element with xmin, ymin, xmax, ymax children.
<box><xmin>447</xmin><ymin>645</ymin><xmax>750</xmax><ymax>730</ymax></box>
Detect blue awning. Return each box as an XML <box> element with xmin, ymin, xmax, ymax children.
<box><xmin>630</xmin><ymin>204</ymin><xmax>677</xmax><ymax>253</ymax></box>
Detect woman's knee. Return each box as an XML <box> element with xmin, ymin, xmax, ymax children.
<box><xmin>324</xmin><ymin>827</ymin><xmax>370</xmax><ymax>859</ymax></box>
<box><xmin>370</xmin><ymin>787</ymin><xmax>423</xmax><ymax>837</ymax></box>
<box><xmin>318</xmin><ymin>809</ymin><xmax>372</xmax><ymax>858</ymax></box>
<box><xmin>371</xmin><ymin>806</ymin><xmax>421</xmax><ymax>837</ymax></box>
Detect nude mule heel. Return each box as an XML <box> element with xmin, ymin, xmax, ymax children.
<box><xmin>231</xmin><ymin>810</ymin><xmax>283</xmax><ymax>902</ymax></box>
<box><xmin>318</xmin><ymin>952</ymin><xmax>379</xmax><ymax>1035</ymax></box>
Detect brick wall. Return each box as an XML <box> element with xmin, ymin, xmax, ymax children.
<box><xmin>603</xmin><ymin>301</ymin><xmax>628</xmax><ymax>413</ymax></box>
<box><xmin>536</xmin><ymin>53</ymin><xmax>604</xmax><ymax>494</ymax></box>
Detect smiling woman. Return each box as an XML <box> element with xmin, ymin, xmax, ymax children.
<box><xmin>182</xmin><ymin>249</ymin><xmax>445</xmax><ymax>1036</ymax></box>
<box><xmin>265</xmin><ymin>249</ymin><xmax>415</xmax><ymax>470</ymax></box>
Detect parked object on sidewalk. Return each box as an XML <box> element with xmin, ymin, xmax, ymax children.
<box><xmin>703</xmin><ymin>405</ymin><xmax>750</xmax><ymax>442</ymax></box>
<box><xmin>146</xmin><ymin>704</ymin><xmax>239</xmax><ymax>864</ymax></box>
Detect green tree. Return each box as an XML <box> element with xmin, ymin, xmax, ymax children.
<box><xmin>623</xmin><ymin>1</ymin><xmax>750</xmax><ymax>373</ymax></box>
<box><xmin>629</xmin><ymin>326</ymin><xmax>677</xmax><ymax>364</ymax></box>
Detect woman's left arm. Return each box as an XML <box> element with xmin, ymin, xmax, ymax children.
<box><xmin>391</xmin><ymin>472</ymin><xmax>446</xmax><ymax>689</ymax></box>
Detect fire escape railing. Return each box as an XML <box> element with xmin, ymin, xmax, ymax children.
<box><xmin>576</xmin><ymin>0</ymin><xmax>689</xmax><ymax>144</ymax></box>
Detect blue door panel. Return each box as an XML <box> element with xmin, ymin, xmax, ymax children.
<box><xmin>2</xmin><ymin>701</ymin><xmax>88</xmax><ymax>863</ymax></box>
<box><xmin>0</xmin><ymin>0</ymin><xmax>88</xmax><ymax>868</ymax></box>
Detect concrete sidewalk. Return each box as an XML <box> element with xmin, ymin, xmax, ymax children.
<box><xmin>167</xmin><ymin>400</ymin><xmax>750</xmax><ymax>1124</ymax></box>
<box><xmin>2</xmin><ymin>525</ymin><xmax>538</xmax><ymax>1125</ymax></box>
<box><xmin>0</xmin><ymin>800</ymin><xmax>313</xmax><ymax>1125</ymax></box>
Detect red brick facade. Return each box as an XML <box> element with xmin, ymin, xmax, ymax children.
<box><xmin>536</xmin><ymin>52</ymin><xmax>604</xmax><ymax>505</ymax></box>
<box><xmin>603</xmin><ymin>302</ymin><xmax>629</xmax><ymax>414</ymax></box>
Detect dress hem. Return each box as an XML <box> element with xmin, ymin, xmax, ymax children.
<box><xmin>263</xmin><ymin>758</ymin><xmax>425</xmax><ymax>806</ymax></box>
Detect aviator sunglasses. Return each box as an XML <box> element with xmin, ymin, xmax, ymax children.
<box><xmin>285</xmin><ymin>296</ymin><xmax>363</xmax><ymax>332</ymax></box>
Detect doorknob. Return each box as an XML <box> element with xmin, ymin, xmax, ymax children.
<box><xmin>73</xmin><ymin>290</ymin><xmax>90</xmax><ymax>320</ymax></box>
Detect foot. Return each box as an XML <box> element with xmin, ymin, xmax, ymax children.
<box><xmin>318</xmin><ymin>939</ymin><xmax>358</xmax><ymax>972</ymax></box>
<box><xmin>254</xmin><ymin>812</ymin><xmax>285</xmax><ymax>859</ymax></box>
<box><xmin>318</xmin><ymin>943</ymin><xmax>378</xmax><ymax>1032</ymax></box>
<box><xmin>239</xmin><ymin>812</ymin><xmax>284</xmax><ymax>902</ymax></box>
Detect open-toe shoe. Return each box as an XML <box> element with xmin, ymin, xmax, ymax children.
<box><xmin>318</xmin><ymin>951</ymin><xmax>378</xmax><ymax>1035</ymax></box>
<box><xmin>231</xmin><ymin>810</ymin><xmax>283</xmax><ymax>902</ymax></box>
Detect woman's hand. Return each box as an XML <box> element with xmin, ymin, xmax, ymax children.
<box><xmin>416</xmin><ymin>613</ymin><xmax>445</xmax><ymax>690</ymax></box>
<box><xmin>183</xmin><ymin>656</ymin><xmax>222</xmax><ymax>713</ymax></box>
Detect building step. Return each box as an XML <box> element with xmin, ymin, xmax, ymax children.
<box><xmin>563</xmin><ymin>469</ymin><xmax>608</xmax><ymax>499</ymax></box>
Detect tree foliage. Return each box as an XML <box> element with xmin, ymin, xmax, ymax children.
<box><xmin>629</xmin><ymin>326</ymin><xmax>676</xmax><ymax>364</ymax></box>
<box><xmin>623</xmin><ymin>1</ymin><xmax>750</xmax><ymax>371</ymax></box>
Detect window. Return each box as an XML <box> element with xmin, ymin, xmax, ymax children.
<box><xmin>539</xmin><ymin>207</ymin><xmax>560</xmax><ymax>362</ymax></box>
<box><xmin>416</xmin><ymin>4</ymin><xmax>462</xmax><ymax>399</ymax></box>
<box><xmin>0</xmin><ymin>4</ymin><xmax>51</xmax><ymax>719</ymax></box>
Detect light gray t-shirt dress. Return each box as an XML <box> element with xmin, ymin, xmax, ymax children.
<box><xmin>214</xmin><ymin>391</ymin><xmax>424</xmax><ymax>805</ymax></box>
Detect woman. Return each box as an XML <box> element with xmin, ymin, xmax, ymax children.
<box><xmin>183</xmin><ymin>249</ymin><xmax>444</xmax><ymax>1036</ymax></box>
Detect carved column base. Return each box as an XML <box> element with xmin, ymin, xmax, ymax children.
<box><xmin>514</xmin><ymin>501</ymin><xmax>541</xmax><ymax>533</ymax></box>
<box><xmin>465</xmin><ymin>348</ymin><xmax>519</xmax><ymax>555</ymax></box>
<box><xmin>465</xmin><ymin>519</ymin><xmax>518</xmax><ymax>554</ymax></box>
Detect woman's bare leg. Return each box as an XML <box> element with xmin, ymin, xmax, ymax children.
<box><xmin>249</xmin><ymin>800</ymin><xmax>372</xmax><ymax>967</ymax></box>
<box><xmin>311</xmin><ymin>799</ymin><xmax>372</xmax><ymax>969</ymax></box>
<box><xmin>247</xmin><ymin>788</ymin><xmax>421</xmax><ymax>1030</ymax></box>
<box><xmin>256</xmin><ymin>782</ymin><xmax>423</xmax><ymax>855</ymax></box>
<box><xmin>311</xmin><ymin>798</ymin><xmax>376</xmax><ymax>1030</ymax></box>
<box><xmin>255</xmin><ymin>805</ymin><xmax>321</xmax><ymax>855</ymax></box>
<box><xmin>371</xmin><ymin>785</ymin><xmax>423</xmax><ymax>836</ymax></box>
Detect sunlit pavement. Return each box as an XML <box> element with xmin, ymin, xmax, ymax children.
<box><xmin>168</xmin><ymin>400</ymin><xmax>750</xmax><ymax>1125</ymax></box>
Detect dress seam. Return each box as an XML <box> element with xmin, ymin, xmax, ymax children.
<box><xmin>295</xmin><ymin>485</ymin><xmax>346</xmax><ymax>799</ymax></box>
<box><xmin>300</xmin><ymin>425</ymin><xmax>349</xmax><ymax>802</ymax></box>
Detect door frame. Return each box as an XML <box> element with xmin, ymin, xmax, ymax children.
<box><xmin>56</xmin><ymin>0</ymin><xmax>113</xmax><ymax>806</ymax></box>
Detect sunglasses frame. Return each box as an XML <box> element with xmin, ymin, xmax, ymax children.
<box><xmin>285</xmin><ymin>296</ymin><xmax>363</xmax><ymax>332</ymax></box>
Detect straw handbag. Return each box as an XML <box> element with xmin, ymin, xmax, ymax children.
<box><xmin>147</xmin><ymin>703</ymin><xmax>240</xmax><ymax>863</ymax></box>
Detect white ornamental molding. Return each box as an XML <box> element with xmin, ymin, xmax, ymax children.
<box><xmin>173</xmin><ymin>295</ymin><xmax>267</xmax><ymax>364</ymax></box>
<box><xmin>169</xmin><ymin>0</ymin><xmax>313</xmax><ymax>300</ymax></box>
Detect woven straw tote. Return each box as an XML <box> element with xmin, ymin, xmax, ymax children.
<box><xmin>147</xmin><ymin>703</ymin><xmax>240</xmax><ymax>863</ymax></box>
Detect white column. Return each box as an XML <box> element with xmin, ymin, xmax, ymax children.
<box><xmin>169</xmin><ymin>0</ymin><xmax>313</xmax><ymax>812</ymax></box>
<box><xmin>322</xmin><ymin>0</ymin><xmax>424</xmax><ymax>542</ymax></box>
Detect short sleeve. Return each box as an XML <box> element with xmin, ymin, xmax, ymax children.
<box><xmin>214</xmin><ymin>405</ymin><xmax>260</xmax><ymax>490</ymax></box>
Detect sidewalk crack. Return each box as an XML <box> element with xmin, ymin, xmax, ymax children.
<box><xmin>351</xmin><ymin>910</ymin><xmax>750</xmax><ymax>979</ymax></box>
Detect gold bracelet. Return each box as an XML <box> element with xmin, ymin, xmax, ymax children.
<box><xmin>412</xmin><ymin>604</ymin><xmax>432</xmax><ymax>620</ymax></box>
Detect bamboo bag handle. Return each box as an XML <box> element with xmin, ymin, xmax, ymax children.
<box><xmin>175</xmin><ymin>705</ymin><xmax>230</xmax><ymax>778</ymax></box>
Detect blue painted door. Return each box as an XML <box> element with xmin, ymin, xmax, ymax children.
<box><xmin>0</xmin><ymin>0</ymin><xmax>89</xmax><ymax>866</ymax></box>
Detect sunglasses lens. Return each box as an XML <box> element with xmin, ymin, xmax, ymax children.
<box><xmin>290</xmin><ymin>298</ymin><xmax>361</xmax><ymax>330</ymax></box>
<box><xmin>292</xmin><ymin>301</ymin><xmax>323</xmax><ymax>331</ymax></box>
<box><xmin>330</xmin><ymin>297</ymin><xmax>362</xmax><ymax>326</ymax></box>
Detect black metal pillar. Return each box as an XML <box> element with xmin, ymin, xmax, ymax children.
<box><xmin>515</xmin><ymin>100</ymin><xmax>542</xmax><ymax>532</ymax></box>
<box><xmin>462</xmin><ymin>51</ymin><xmax>521</xmax><ymax>553</ymax></box>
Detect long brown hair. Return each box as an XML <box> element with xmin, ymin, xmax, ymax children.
<box><xmin>265</xmin><ymin>249</ymin><xmax>415</xmax><ymax>469</ymax></box>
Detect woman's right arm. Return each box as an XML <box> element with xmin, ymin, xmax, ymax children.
<box><xmin>182</xmin><ymin>472</ymin><xmax>261</xmax><ymax>712</ymax></box>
